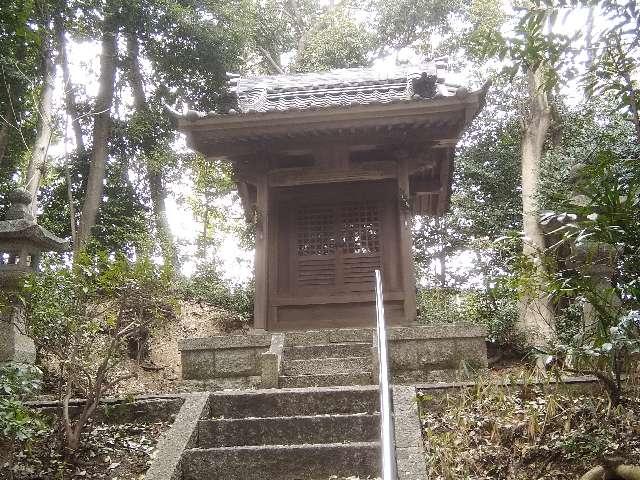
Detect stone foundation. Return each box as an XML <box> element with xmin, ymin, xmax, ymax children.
<box><xmin>179</xmin><ymin>324</ymin><xmax>487</xmax><ymax>386</ymax></box>
<box><xmin>180</xmin><ymin>333</ymin><xmax>271</xmax><ymax>381</ymax></box>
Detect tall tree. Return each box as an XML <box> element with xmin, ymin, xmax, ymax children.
<box><xmin>54</xmin><ymin>12</ymin><xmax>85</xmax><ymax>155</ymax></box>
<box><xmin>25</xmin><ymin>9</ymin><xmax>56</xmax><ymax>211</ymax></box>
<box><xmin>0</xmin><ymin>0</ymin><xmax>41</xmax><ymax>212</ymax></box>
<box><xmin>126</xmin><ymin>32</ymin><xmax>179</xmax><ymax>268</ymax></box>
<box><xmin>519</xmin><ymin>65</ymin><xmax>554</xmax><ymax>341</ymax></box>
<box><xmin>76</xmin><ymin>0</ymin><xmax>119</xmax><ymax>252</ymax></box>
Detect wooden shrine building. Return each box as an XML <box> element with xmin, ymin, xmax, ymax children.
<box><xmin>178</xmin><ymin>63</ymin><xmax>487</xmax><ymax>332</ymax></box>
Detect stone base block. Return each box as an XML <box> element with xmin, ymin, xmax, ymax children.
<box><xmin>0</xmin><ymin>312</ymin><xmax>36</xmax><ymax>364</ymax></box>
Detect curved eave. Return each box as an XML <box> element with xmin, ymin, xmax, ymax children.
<box><xmin>0</xmin><ymin>220</ymin><xmax>70</xmax><ymax>252</ymax></box>
<box><xmin>178</xmin><ymin>86</ymin><xmax>488</xmax><ymax>157</ymax></box>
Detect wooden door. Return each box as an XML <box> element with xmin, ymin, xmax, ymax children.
<box><xmin>292</xmin><ymin>198</ymin><xmax>383</xmax><ymax>295</ymax></box>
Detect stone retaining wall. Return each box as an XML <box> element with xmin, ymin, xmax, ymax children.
<box><xmin>387</xmin><ymin>324</ymin><xmax>488</xmax><ymax>383</ymax></box>
<box><xmin>179</xmin><ymin>333</ymin><xmax>271</xmax><ymax>381</ymax></box>
<box><xmin>25</xmin><ymin>395</ymin><xmax>184</xmax><ymax>424</ymax></box>
<box><xmin>180</xmin><ymin>324</ymin><xmax>487</xmax><ymax>386</ymax></box>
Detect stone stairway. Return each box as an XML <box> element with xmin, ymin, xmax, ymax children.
<box><xmin>278</xmin><ymin>331</ymin><xmax>375</xmax><ymax>388</ymax></box>
<box><xmin>180</xmin><ymin>386</ymin><xmax>381</xmax><ymax>480</ymax></box>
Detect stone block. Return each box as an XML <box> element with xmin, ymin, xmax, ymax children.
<box><xmin>215</xmin><ymin>348</ymin><xmax>259</xmax><ymax>377</ymax></box>
<box><xmin>181</xmin><ymin>442</ymin><xmax>380</xmax><ymax>480</ymax></box>
<box><xmin>396</xmin><ymin>448</ymin><xmax>428</xmax><ymax>480</ymax></box>
<box><xmin>416</xmin><ymin>339</ymin><xmax>458</xmax><ymax>369</ymax></box>
<box><xmin>144</xmin><ymin>393</ymin><xmax>210</xmax><ymax>480</ymax></box>
<box><xmin>392</xmin><ymin>385</ymin><xmax>427</xmax><ymax>480</ymax></box>
<box><xmin>181</xmin><ymin>350</ymin><xmax>217</xmax><ymax>380</ymax></box>
<box><xmin>389</xmin><ymin>340</ymin><xmax>418</xmax><ymax>370</ymax></box>
<box><xmin>179</xmin><ymin>334</ymin><xmax>270</xmax><ymax>351</ymax></box>
<box><xmin>0</xmin><ymin>309</ymin><xmax>36</xmax><ymax>364</ymax></box>
<box><xmin>285</xmin><ymin>329</ymin><xmax>330</xmax><ymax>346</ymax></box>
<box><xmin>260</xmin><ymin>352</ymin><xmax>279</xmax><ymax>388</ymax></box>
<box><xmin>388</xmin><ymin>324</ymin><xmax>486</xmax><ymax>340</ymax></box>
<box><xmin>457</xmin><ymin>337</ymin><xmax>488</xmax><ymax>368</ymax></box>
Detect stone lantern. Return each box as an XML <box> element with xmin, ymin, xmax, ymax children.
<box><xmin>0</xmin><ymin>188</ymin><xmax>68</xmax><ymax>364</ymax></box>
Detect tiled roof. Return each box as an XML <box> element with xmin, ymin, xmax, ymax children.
<box><xmin>228</xmin><ymin>62</ymin><xmax>462</xmax><ymax>114</ymax></box>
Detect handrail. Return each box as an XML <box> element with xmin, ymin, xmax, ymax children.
<box><xmin>374</xmin><ymin>269</ymin><xmax>397</xmax><ymax>480</ymax></box>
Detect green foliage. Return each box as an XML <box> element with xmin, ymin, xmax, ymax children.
<box><xmin>0</xmin><ymin>0</ymin><xmax>42</xmax><ymax>216</ymax></box>
<box><xmin>294</xmin><ymin>7</ymin><xmax>373</xmax><ymax>72</ymax></box>
<box><xmin>503</xmin><ymin>146</ymin><xmax>640</xmax><ymax>403</ymax></box>
<box><xmin>25</xmin><ymin>252</ymin><xmax>176</xmax><ymax>355</ymax></box>
<box><xmin>543</xmin><ymin>154</ymin><xmax>640</xmax><ymax>307</ymax></box>
<box><xmin>0</xmin><ymin>364</ymin><xmax>46</xmax><ymax>444</ymax></box>
<box><xmin>417</xmin><ymin>287</ymin><xmax>520</xmax><ymax>347</ymax></box>
<box><xmin>369</xmin><ymin>0</ymin><xmax>469</xmax><ymax>54</ymax></box>
<box><xmin>21</xmin><ymin>252</ymin><xmax>177</xmax><ymax>451</ymax></box>
<box><xmin>180</xmin><ymin>263</ymin><xmax>254</xmax><ymax>330</ymax></box>
<box><xmin>414</xmin><ymin>84</ymin><xmax>524</xmax><ymax>289</ymax></box>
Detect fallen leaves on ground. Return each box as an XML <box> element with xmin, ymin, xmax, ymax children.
<box><xmin>419</xmin><ymin>378</ymin><xmax>640</xmax><ymax>480</ymax></box>
<box><xmin>10</xmin><ymin>421</ymin><xmax>170</xmax><ymax>479</ymax></box>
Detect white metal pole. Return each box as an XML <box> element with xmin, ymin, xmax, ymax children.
<box><xmin>375</xmin><ymin>269</ymin><xmax>397</xmax><ymax>480</ymax></box>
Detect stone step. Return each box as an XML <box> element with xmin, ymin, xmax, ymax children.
<box><xmin>209</xmin><ymin>386</ymin><xmax>379</xmax><ymax>419</ymax></box>
<box><xmin>279</xmin><ymin>372</ymin><xmax>373</xmax><ymax>389</ymax></box>
<box><xmin>182</xmin><ymin>442</ymin><xmax>380</xmax><ymax>480</ymax></box>
<box><xmin>198</xmin><ymin>413</ymin><xmax>379</xmax><ymax>447</ymax></box>
<box><xmin>285</xmin><ymin>328</ymin><xmax>373</xmax><ymax>346</ymax></box>
<box><xmin>284</xmin><ymin>342</ymin><xmax>372</xmax><ymax>360</ymax></box>
<box><xmin>282</xmin><ymin>356</ymin><xmax>371</xmax><ymax>376</ymax></box>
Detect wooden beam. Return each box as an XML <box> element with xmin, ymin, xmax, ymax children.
<box><xmin>192</xmin><ymin>119</ymin><xmax>464</xmax><ymax>157</ymax></box>
<box><xmin>409</xmin><ymin>176</ymin><xmax>441</xmax><ymax>194</ymax></box>
<box><xmin>271</xmin><ymin>291</ymin><xmax>405</xmax><ymax>307</ymax></box>
<box><xmin>397</xmin><ymin>157</ymin><xmax>418</xmax><ymax>323</ymax></box>
<box><xmin>267</xmin><ymin>163</ymin><xmax>397</xmax><ymax>187</ymax></box>
<box><xmin>436</xmin><ymin>147</ymin><xmax>454</xmax><ymax>214</ymax></box>
<box><xmin>253</xmin><ymin>173</ymin><xmax>270</xmax><ymax>330</ymax></box>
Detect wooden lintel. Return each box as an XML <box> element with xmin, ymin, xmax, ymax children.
<box><xmin>410</xmin><ymin>176</ymin><xmax>442</xmax><ymax>194</ymax></box>
<box><xmin>271</xmin><ymin>291</ymin><xmax>404</xmax><ymax>307</ymax></box>
<box><xmin>267</xmin><ymin>163</ymin><xmax>397</xmax><ymax>187</ymax></box>
<box><xmin>192</xmin><ymin>119</ymin><xmax>463</xmax><ymax>157</ymax></box>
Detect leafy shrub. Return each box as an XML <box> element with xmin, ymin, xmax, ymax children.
<box><xmin>180</xmin><ymin>263</ymin><xmax>254</xmax><ymax>331</ymax></box>
<box><xmin>21</xmin><ymin>252</ymin><xmax>177</xmax><ymax>455</ymax></box>
<box><xmin>0</xmin><ymin>364</ymin><xmax>46</xmax><ymax>474</ymax></box>
<box><xmin>417</xmin><ymin>287</ymin><xmax>521</xmax><ymax>348</ymax></box>
<box><xmin>506</xmin><ymin>155</ymin><xmax>640</xmax><ymax>404</ymax></box>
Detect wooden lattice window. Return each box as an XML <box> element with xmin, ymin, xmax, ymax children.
<box><xmin>294</xmin><ymin>200</ymin><xmax>382</xmax><ymax>290</ymax></box>
<box><xmin>296</xmin><ymin>206</ymin><xmax>336</xmax><ymax>256</ymax></box>
<box><xmin>340</xmin><ymin>201</ymin><xmax>380</xmax><ymax>254</ymax></box>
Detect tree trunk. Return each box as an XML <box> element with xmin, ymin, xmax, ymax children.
<box><xmin>75</xmin><ymin>11</ymin><xmax>118</xmax><ymax>252</ymax></box>
<box><xmin>585</xmin><ymin>6</ymin><xmax>594</xmax><ymax>72</ymax></box>
<box><xmin>126</xmin><ymin>33</ymin><xmax>179</xmax><ymax>269</ymax></box>
<box><xmin>55</xmin><ymin>15</ymin><xmax>85</xmax><ymax>155</ymax></box>
<box><xmin>0</xmin><ymin>108</ymin><xmax>11</xmax><ymax>169</ymax></box>
<box><xmin>519</xmin><ymin>66</ymin><xmax>555</xmax><ymax>346</ymax></box>
<box><xmin>25</xmin><ymin>28</ymin><xmax>56</xmax><ymax>212</ymax></box>
<box><xmin>199</xmin><ymin>203</ymin><xmax>210</xmax><ymax>259</ymax></box>
<box><xmin>148</xmin><ymin>170</ymin><xmax>179</xmax><ymax>268</ymax></box>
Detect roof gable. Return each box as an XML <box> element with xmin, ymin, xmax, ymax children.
<box><xmin>228</xmin><ymin>62</ymin><xmax>462</xmax><ymax>114</ymax></box>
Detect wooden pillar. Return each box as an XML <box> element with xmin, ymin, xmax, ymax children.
<box><xmin>253</xmin><ymin>175</ymin><xmax>270</xmax><ymax>331</ymax></box>
<box><xmin>397</xmin><ymin>157</ymin><xmax>417</xmax><ymax>323</ymax></box>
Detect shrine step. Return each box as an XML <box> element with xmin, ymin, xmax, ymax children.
<box><xmin>181</xmin><ymin>442</ymin><xmax>380</xmax><ymax>480</ymax></box>
<box><xmin>209</xmin><ymin>385</ymin><xmax>379</xmax><ymax>418</ymax></box>
<box><xmin>279</xmin><ymin>372</ymin><xmax>373</xmax><ymax>388</ymax></box>
<box><xmin>285</xmin><ymin>328</ymin><xmax>373</xmax><ymax>346</ymax></box>
<box><xmin>284</xmin><ymin>342</ymin><xmax>372</xmax><ymax>360</ymax></box>
<box><xmin>282</xmin><ymin>356</ymin><xmax>371</xmax><ymax>376</ymax></box>
<box><xmin>198</xmin><ymin>413</ymin><xmax>379</xmax><ymax>447</ymax></box>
